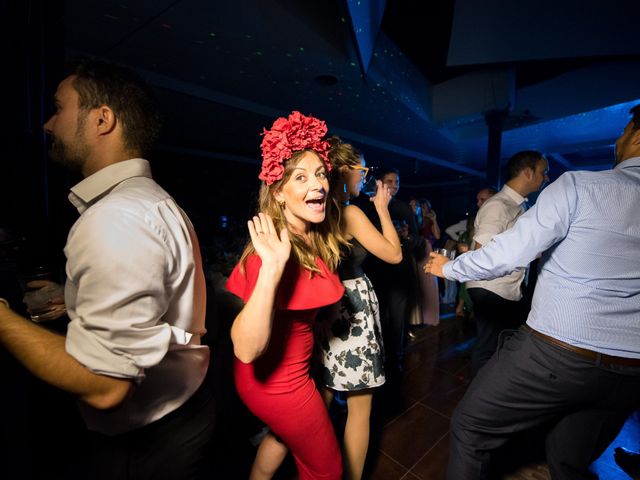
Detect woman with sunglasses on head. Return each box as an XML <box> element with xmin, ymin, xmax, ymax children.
<box><xmin>226</xmin><ymin>112</ymin><xmax>346</xmax><ymax>480</ymax></box>
<box><xmin>314</xmin><ymin>137</ymin><xmax>402</xmax><ymax>480</ymax></box>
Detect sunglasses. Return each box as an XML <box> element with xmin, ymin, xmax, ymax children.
<box><xmin>350</xmin><ymin>165</ymin><xmax>370</xmax><ymax>179</ymax></box>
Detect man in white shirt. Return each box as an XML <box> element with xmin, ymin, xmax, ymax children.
<box><xmin>468</xmin><ymin>151</ymin><xmax>548</xmax><ymax>375</ymax></box>
<box><xmin>0</xmin><ymin>61</ymin><xmax>214</xmax><ymax>479</ymax></box>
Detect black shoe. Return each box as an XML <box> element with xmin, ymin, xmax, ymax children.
<box><xmin>614</xmin><ymin>447</ymin><xmax>640</xmax><ymax>479</ymax></box>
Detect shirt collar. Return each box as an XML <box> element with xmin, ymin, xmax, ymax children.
<box><xmin>69</xmin><ymin>158</ymin><xmax>152</xmax><ymax>214</ymax></box>
<box><xmin>616</xmin><ymin>156</ymin><xmax>640</xmax><ymax>169</ymax></box>
<box><xmin>501</xmin><ymin>183</ymin><xmax>528</xmax><ymax>206</ymax></box>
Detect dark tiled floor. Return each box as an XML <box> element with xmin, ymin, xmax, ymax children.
<box><xmin>239</xmin><ymin>309</ymin><xmax>639</xmax><ymax>480</ymax></box>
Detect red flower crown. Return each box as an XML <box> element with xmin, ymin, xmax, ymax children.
<box><xmin>259</xmin><ymin>111</ymin><xmax>331</xmax><ymax>185</ymax></box>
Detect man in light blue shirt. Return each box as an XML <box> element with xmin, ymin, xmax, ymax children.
<box><xmin>426</xmin><ymin>106</ymin><xmax>640</xmax><ymax>480</ymax></box>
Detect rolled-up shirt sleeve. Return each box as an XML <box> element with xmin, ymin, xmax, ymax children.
<box><xmin>65</xmin><ymin>202</ymin><xmax>177</xmax><ymax>380</ymax></box>
<box><xmin>473</xmin><ymin>201</ymin><xmax>510</xmax><ymax>246</ymax></box>
<box><xmin>444</xmin><ymin>173</ymin><xmax>577</xmax><ymax>282</ymax></box>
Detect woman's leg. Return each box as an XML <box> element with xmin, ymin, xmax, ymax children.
<box><xmin>250</xmin><ymin>432</ymin><xmax>288</xmax><ymax>480</ymax></box>
<box><xmin>343</xmin><ymin>390</ymin><xmax>373</xmax><ymax>480</ymax></box>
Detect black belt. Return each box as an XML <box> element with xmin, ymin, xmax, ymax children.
<box><xmin>523</xmin><ymin>325</ymin><xmax>640</xmax><ymax>367</ymax></box>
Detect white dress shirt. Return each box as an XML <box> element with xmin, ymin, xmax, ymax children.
<box><xmin>64</xmin><ymin>158</ymin><xmax>209</xmax><ymax>434</ymax></box>
<box><xmin>467</xmin><ymin>184</ymin><xmax>527</xmax><ymax>301</ymax></box>
<box><xmin>445</xmin><ymin>218</ymin><xmax>467</xmax><ymax>241</ymax></box>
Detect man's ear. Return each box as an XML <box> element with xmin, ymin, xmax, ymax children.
<box><xmin>95</xmin><ymin>105</ymin><xmax>117</xmax><ymax>135</ymax></box>
<box><xmin>523</xmin><ymin>167</ymin><xmax>536</xmax><ymax>180</ymax></box>
<box><xmin>630</xmin><ymin>128</ymin><xmax>640</xmax><ymax>146</ymax></box>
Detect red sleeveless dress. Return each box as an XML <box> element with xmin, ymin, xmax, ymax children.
<box><xmin>226</xmin><ymin>254</ymin><xmax>344</xmax><ymax>480</ymax></box>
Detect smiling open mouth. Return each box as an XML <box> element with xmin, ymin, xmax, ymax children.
<box><xmin>306</xmin><ymin>197</ymin><xmax>325</xmax><ymax>211</ymax></box>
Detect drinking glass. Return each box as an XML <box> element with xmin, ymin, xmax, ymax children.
<box><xmin>435</xmin><ymin>248</ymin><xmax>456</xmax><ymax>260</ymax></box>
<box><xmin>361</xmin><ymin>176</ymin><xmax>378</xmax><ymax>196</ymax></box>
<box><xmin>20</xmin><ymin>265</ymin><xmax>66</xmax><ymax>322</ymax></box>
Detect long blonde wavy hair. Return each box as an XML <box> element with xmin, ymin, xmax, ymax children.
<box><xmin>240</xmin><ymin>149</ymin><xmax>347</xmax><ymax>274</ymax></box>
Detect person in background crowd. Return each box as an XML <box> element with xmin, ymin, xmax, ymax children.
<box><xmin>453</xmin><ymin>213</ymin><xmax>476</xmax><ymax>318</ymax></box>
<box><xmin>0</xmin><ymin>61</ymin><xmax>214</xmax><ymax>479</ymax></box>
<box><xmin>406</xmin><ymin>198</ymin><xmax>440</xmax><ymax>327</ymax></box>
<box><xmin>444</xmin><ymin>187</ymin><xmax>497</xmax><ymax>246</ymax></box>
<box><xmin>315</xmin><ymin>138</ymin><xmax>401</xmax><ymax>480</ymax></box>
<box><xmin>444</xmin><ymin>187</ymin><xmax>497</xmax><ymax>317</ymax></box>
<box><xmin>226</xmin><ymin>111</ymin><xmax>345</xmax><ymax>480</ymax></box>
<box><xmin>359</xmin><ymin>168</ymin><xmax>424</xmax><ymax>376</ymax></box>
<box><xmin>425</xmin><ymin>105</ymin><xmax>640</xmax><ymax>479</ymax></box>
<box><xmin>418</xmin><ymin>198</ymin><xmax>441</xmax><ymax>248</ymax></box>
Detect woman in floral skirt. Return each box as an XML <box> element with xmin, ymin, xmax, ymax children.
<box><xmin>314</xmin><ymin>137</ymin><xmax>402</xmax><ymax>480</ymax></box>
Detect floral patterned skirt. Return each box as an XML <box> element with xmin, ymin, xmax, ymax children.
<box><xmin>315</xmin><ymin>275</ymin><xmax>386</xmax><ymax>391</ymax></box>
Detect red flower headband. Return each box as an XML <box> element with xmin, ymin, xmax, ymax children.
<box><xmin>259</xmin><ymin>111</ymin><xmax>332</xmax><ymax>185</ymax></box>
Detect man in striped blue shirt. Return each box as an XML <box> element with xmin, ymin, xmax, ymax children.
<box><xmin>426</xmin><ymin>106</ymin><xmax>640</xmax><ymax>480</ymax></box>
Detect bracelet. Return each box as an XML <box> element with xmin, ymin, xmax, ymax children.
<box><xmin>0</xmin><ymin>298</ymin><xmax>9</xmax><ymax>309</ymax></box>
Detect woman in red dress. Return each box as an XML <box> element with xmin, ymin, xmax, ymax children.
<box><xmin>226</xmin><ymin>112</ymin><xmax>346</xmax><ymax>480</ymax></box>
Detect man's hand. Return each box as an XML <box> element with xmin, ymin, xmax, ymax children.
<box><xmin>424</xmin><ymin>252</ymin><xmax>450</xmax><ymax>278</ymax></box>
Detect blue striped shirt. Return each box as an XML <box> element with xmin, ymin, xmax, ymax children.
<box><xmin>443</xmin><ymin>157</ymin><xmax>640</xmax><ymax>358</ymax></box>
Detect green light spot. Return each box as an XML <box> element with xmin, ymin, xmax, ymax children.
<box><xmin>299</xmin><ymin>47</ymin><xmax>305</xmax><ymax>52</ymax></box>
<box><xmin>209</xmin><ymin>32</ymin><xmax>216</xmax><ymax>37</ymax></box>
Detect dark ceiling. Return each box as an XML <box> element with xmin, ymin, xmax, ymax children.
<box><xmin>61</xmin><ymin>0</ymin><xmax>640</xmax><ymax>191</ymax></box>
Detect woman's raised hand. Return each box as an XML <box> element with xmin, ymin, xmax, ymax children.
<box><xmin>248</xmin><ymin>213</ymin><xmax>291</xmax><ymax>270</ymax></box>
<box><xmin>371</xmin><ymin>180</ymin><xmax>392</xmax><ymax>210</ymax></box>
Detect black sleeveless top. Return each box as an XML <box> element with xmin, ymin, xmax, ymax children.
<box><xmin>338</xmin><ymin>238</ymin><xmax>368</xmax><ymax>280</ymax></box>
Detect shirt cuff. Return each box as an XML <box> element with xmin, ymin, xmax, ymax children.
<box><xmin>442</xmin><ymin>261</ymin><xmax>456</xmax><ymax>280</ymax></box>
<box><xmin>66</xmin><ymin>320</ymin><xmax>146</xmax><ymax>380</ymax></box>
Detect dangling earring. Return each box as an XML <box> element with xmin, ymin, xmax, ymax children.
<box><xmin>343</xmin><ymin>183</ymin><xmax>347</xmax><ymax>193</ymax></box>
<box><xmin>278</xmin><ymin>198</ymin><xmax>285</xmax><ymax>208</ymax></box>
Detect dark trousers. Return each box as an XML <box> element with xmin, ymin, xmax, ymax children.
<box><xmin>447</xmin><ymin>327</ymin><xmax>640</xmax><ymax>480</ymax></box>
<box><xmin>468</xmin><ymin>287</ymin><xmax>527</xmax><ymax>376</ymax></box>
<box><xmin>86</xmin><ymin>377</ymin><xmax>216</xmax><ymax>480</ymax></box>
<box><xmin>379</xmin><ymin>280</ymin><xmax>408</xmax><ymax>370</ymax></box>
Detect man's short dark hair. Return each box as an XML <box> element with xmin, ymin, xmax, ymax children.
<box><xmin>630</xmin><ymin>105</ymin><xmax>640</xmax><ymax>131</ymax></box>
<box><xmin>506</xmin><ymin>150</ymin><xmax>544</xmax><ymax>180</ymax></box>
<box><xmin>378</xmin><ymin>167</ymin><xmax>400</xmax><ymax>179</ymax></box>
<box><xmin>69</xmin><ymin>60</ymin><xmax>163</xmax><ymax>155</ymax></box>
